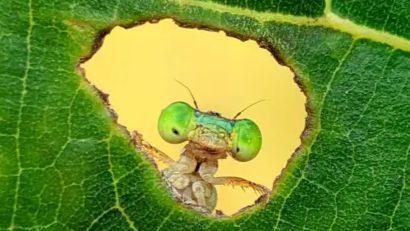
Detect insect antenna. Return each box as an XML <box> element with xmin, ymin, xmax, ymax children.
<box><xmin>232</xmin><ymin>99</ymin><xmax>266</xmax><ymax>119</ymax></box>
<box><xmin>175</xmin><ymin>79</ymin><xmax>199</xmax><ymax>109</ymax></box>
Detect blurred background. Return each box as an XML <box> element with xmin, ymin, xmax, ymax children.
<box><xmin>82</xmin><ymin>19</ymin><xmax>306</xmax><ymax>215</ymax></box>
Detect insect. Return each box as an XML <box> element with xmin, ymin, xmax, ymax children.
<box><xmin>134</xmin><ymin>81</ymin><xmax>270</xmax><ymax>214</ymax></box>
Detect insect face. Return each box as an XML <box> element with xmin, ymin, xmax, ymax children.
<box><xmin>158</xmin><ymin>101</ymin><xmax>262</xmax><ymax>161</ymax></box>
<box><xmin>188</xmin><ymin>123</ymin><xmax>230</xmax><ymax>153</ymax></box>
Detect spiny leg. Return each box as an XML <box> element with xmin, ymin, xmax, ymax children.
<box><xmin>214</xmin><ymin>176</ymin><xmax>271</xmax><ymax>194</ymax></box>
<box><xmin>132</xmin><ymin>131</ymin><xmax>175</xmax><ymax>165</ymax></box>
<box><xmin>198</xmin><ymin>160</ymin><xmax>271</xmax><ymax>195</ymax></box>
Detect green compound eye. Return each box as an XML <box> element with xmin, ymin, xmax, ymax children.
<box><xmin>158</xmin><ymin>102</ymin><xmax>196</xmax><ymax>144</ymax></box>
<box><xmin>231</xmin><ymin>119</ymin><xmax>262</xmax><ymax>162</ymax></box>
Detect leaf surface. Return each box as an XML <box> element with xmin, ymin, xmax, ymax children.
<box><xmin>0</xmin><ymin>0</ymin><xmax>409</xmax><ymax>230</ymax></box>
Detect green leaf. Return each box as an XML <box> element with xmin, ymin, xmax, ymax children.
<box><xmin>1</xmin><ymin>0</ymin><xmax>409</xmax><ymax>230</ymax></box>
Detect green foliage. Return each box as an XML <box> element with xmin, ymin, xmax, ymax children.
<box><xmin>0</xmin><ymin>0</ymin><xmax>409</xmax><ymax>230</ymax></box>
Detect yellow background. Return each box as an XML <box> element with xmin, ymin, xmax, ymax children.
<box><xmin>82</xmin><ymin>19</ymin><xmax>306</xmax><ymax>215</ymax></box>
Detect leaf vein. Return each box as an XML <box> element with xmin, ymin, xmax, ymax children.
<box><xmin>388</xmin><ymin>144</ymin><xmax>409</xmax><ymax>230</ymax></box>
<box><xmin>106</xmin><ymin>133</ymin><xmax>138</xmax><ymax>231</ymax></box>
<box><xmin>8</xmin><ymin>0</ymin><xmax>33</xmax><ymax>229</ymax></box>
<box><xmin>177</xmin><ymin>0</ymin><xmax>410</xmax><ymax>51</ymax></box>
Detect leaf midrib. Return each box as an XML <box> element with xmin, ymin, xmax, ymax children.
<box><xmin>177</xmin><ymin>0</ymin><xmax>410</xmax><ymax>51</ymax></box>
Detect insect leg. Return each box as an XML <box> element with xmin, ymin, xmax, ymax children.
<box><xmin>192</xmin><ymin>181</ymin><xmax>207</xmax><ymax>207</ymax></box>
<box><xmin>198</xmin><ymin>160</ymin><xmax>271</xmax><ymax>195</ymax></box>
<box><xmin>166</xmin><ymin>151</ymin><xmax>197</xmax><ymax>174</ymax></box>
<box><xmin>213</xmin><ymin>176</ymin><xmax>271</xmax><ymax>195</ymax></box>
<box><xmin>132</xmin><ymin>131</ymin><xmax>175</xmax><ymax>165</ymax></box>
<box><xmin>162</xmin><ymin>152</ymin><xmax>197</xmax><ymax>204</ymax></box>
<box><xmin>166</xmin><ymin>173</ymin><xmax>190</xmax><ymax>189</ymax></box>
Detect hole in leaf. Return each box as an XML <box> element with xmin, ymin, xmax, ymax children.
<box><xmin>82</xmin><ymin>19</ymin><xmax>306</xmax><ymax>215</ymax></box>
